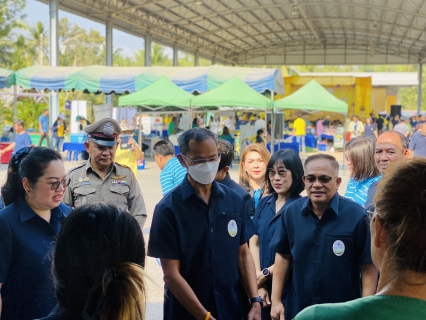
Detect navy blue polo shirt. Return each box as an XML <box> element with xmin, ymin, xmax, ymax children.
<box><xmin>219</xmin><ymin>172</ymin><xmax>254</xmax><ymax>223</ymax></box>
<box><xmin>148</xmin><ymin>177</ymin><xmax>255</xmax><ymax>320</ymax></box>
<box><xmin>253</xmin><ymin>194</ymin><xmax>300</xmax><ymax>319</ymax></box>
<box><xmin>0</xmin><ymin>197</ymin><xmax>71</xmax><ymax>320</ymax></box>
<box><xmin>270</xmin><ymin>193</ymin><xmax>372</xmax><ymax>319</ymax></box>
<box><xmin>409</xmin><ymin>131</ymin><xmax>426</xmax><ymax>157</ymax></box>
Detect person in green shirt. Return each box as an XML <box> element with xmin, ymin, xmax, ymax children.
<box><xmin>294</xmin><ymin>158</ymin><xmax>426</xmax><ymax>320</ymax></box>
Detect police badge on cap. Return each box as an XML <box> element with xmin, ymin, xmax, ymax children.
<box><xmin>85</xmin><ymin>118</ymin><xmax>122</xmax><ymax>147</ymax></box>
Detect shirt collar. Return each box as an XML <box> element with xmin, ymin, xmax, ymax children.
<box><xmin>181</xmin><ymin>177</ymin><xmax>226</xmax><ymax>202</ymax></box>
<box><xmin>86</xmin><ymin>158</ymin><xmax>116</xmax><ymax>174</ymax></box>
<box><xmin>18</xmin><ymin>196</ymin><xmax>66</xmax><ymax>222</ymax></box>
<box><xmin>301</xmin><ymin>192</ymin><xmax>340</xmax><ymax>215</ymax></box>
<box><xmin>221</xmin><ymin>172</ymin><xmax>232</xmax><ymax>185</ymax></box>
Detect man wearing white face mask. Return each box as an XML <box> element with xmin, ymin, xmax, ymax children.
<box><xmin>148</xmin><ymin>128</ymin><xmax>261</xmax><ymax>320</ymax></box>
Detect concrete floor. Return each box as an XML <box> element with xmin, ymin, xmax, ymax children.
<box><xmin>0</xmin><ymin>151</ymin><xmax>350</xmax><ymax>320</ymax></box>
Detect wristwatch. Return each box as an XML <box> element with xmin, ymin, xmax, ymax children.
<box><xmin>262</xmin><ymin>267</ymin><xmax>270</xmax><ymax>277</ymax></box>
<box><xmin>248</xmin><ymin>296</ymin><xmax>263</xmax><ymax>306</ymax></box>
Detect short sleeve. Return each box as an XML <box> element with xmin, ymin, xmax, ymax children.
<box><xmin>148</xmin><ymin>203</ymin><xmax>180</xmax><ymax>260</ymax></box>
<box><xmin>409</xmin><ymin>135</ymin><xmax>416</xmax><ymax>150</ymax></box>
<box><xmin>0</xmin><ymin>216</ymin><xmax>12</xmax><ymax>283</ymax></box>
<box><xmin>355</xmin><ymin>213</ymin><xmax>373</xmax><ymax>265</ymax></box>
<box><xmin>240</xmin><ymin>197</ymin><xmax>255</xmax><ymax>245</ymax></box>
<box><xmin>269</xmin><ymin>208</ymin><xmax>291</xmax><ymax>255</ymax></box>
<box><xmin>127</xmin><ymin>170</ymin><xmax>147</xmax><ymax>229</ymax></box>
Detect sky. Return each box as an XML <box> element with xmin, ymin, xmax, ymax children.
<box><xmin>22</xmin><ymin>1</ymin><xmax>168</xmax><ymax>58</ymax></box>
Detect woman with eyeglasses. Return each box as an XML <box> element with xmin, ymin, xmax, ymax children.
<box><xmin>294</xmin><ymin>158</ymin><xmax>426</xmax><ymax>319</ymax></box>
<box><xmin>239</xmin><ymin>143</ymin><xmax>271</xmax><ymax>216</ymax></box>
<box><xmin>0</xmin><ymin>147</ymin><xmax>71</xmax><ymax>320</ymax></box>
<box><xmin>249</xmin><ymin>149</ymin><xmax>305</xmax><ymax>319</ymax></box>
<box><xmin>344</xmin><ymin>136</ymin><xmax>381</xmax><ymax>207</ymax></box>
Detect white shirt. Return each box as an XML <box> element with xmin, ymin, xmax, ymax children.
<box><xmin>254</xmin><ymin>119</ymin><xmax>266</xmax><ymax>132</ymax></box>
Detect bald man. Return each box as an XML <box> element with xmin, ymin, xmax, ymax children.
<box><xmin>364</xmin><ymin>131</ymin><xmax>409</xmax><ymax>210</ymax></box>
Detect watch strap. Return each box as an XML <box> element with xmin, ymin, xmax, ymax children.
<box><xmin>248</xmin><ymin>296</ymin><xmax>263</xmax><ymax>305</ymax></box>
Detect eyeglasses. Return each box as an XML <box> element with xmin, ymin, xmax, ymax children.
<box><xmin>268</xmin><ymin>169</ymin><xmax>288</xmax><ymax>179</ymax></box>
<box><xmin>38</xmin><ymin>178</ymin><xmax>71</xmax><ymax>191</ymax></box>
<box><xmin>303</xmin><ymin>175</ymin><xmax>337</xmax><ymax>184</ymax></box>
<box><xmin>181</xmin><ymin>154</ymin><xmax>221</xmax><ymax>165</ymax></box>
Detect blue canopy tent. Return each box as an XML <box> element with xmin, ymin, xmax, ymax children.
<box><xmin>14</xmin><ymin>65</ymin><xmax>284</xmax><ymax>94</ymax></box>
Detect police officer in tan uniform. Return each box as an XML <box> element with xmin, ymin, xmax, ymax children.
<box><xmin>63</xmin><ymin>118</ymin><xmax>147</xmax><ymax>228</ymax></box>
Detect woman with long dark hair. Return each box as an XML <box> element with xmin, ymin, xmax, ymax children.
<box><xmin>0</xmin><ymin>147</ymin><xmax>71</xmax><ymax>319</ymax></box>
<box><xmin>249</xmin><ymin>149</ymin><xmax>304</xmax><ymax>319</ymax></box>
<box><xmin>38</xmin><ymin>204</ymin><xmax>147</xmax><ymax>320</ymax></box>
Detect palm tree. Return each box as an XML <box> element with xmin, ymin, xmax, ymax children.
<box><xmin>28</xmin><ymin>21</ymin><xmax>48</xmax><ymax>66</ymax></box>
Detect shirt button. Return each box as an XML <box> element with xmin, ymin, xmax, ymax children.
<box><xmin>212</xmin><ymin>250</ymin><xmax>216</xmax><ymax>254</ymax></box>
<box><xmin>210</xmin><ymin>228</ymin><xmax>214</xmax><ymax>232</ymax></box>
<box><xmin>316</xmin><ymin>242</ymin><xmax>320</xmax><ymax>246</ymax></box>
<box><xmin>314</xmin><ymin>260</ymin><xmax>319</xmax><ymax>264</ymax></box>
<box><xmin>213</xmin><ymin>270</ymin><xmax>217</xmax><ymax>274</ymax></box>
<box><xmin>265</xmin><ymin>257</ymin><xmax>269</xmax><ymax>260</ymax></box>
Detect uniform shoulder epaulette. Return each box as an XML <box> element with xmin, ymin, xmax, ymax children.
<box><xmin>67</xmin><ymin>163</ymin><xmax>85</xmax><ymax>174</ymax></box>
<box><xmin>115</xmin><ymin>162</ymin><xmax>132</xmax><ymax>170</ymax></box>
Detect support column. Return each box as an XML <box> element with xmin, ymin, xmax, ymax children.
<box><xmin>418</xmin><ymin>62</ymin><xmax>423</xmax><ymax>115</ymax></box>
<box><xmin>105</xmin><ymin>17</ymin><xmax>113</xmax><ymax>106</ymax></box>
<box><xmin>144</xmin><ymin>34</ymin><xmax>151</xmax><ymax>66</ymax></box>
<box><xmin>49</xmin><ymin>0</ymin><xmax>59</xmax><ymax>124</ymax></box>
<box><xmin>194</xmin><ymin>51</ymin><xmax>199</xmax><ymax>66</ymax></box>
<box><xmin>13</xmin><ymin>85</ymin><xmax>17</xmax><ymax>121</ymax></box>
<box><xmin>173</xmin><ymin>43</ymin><xmax>178</xmax><ymax>66</ymax></box>
<box><xmin>212</xmin><ymin>57</ymin><xmax>216</xmax><ymax>65</ymax></box>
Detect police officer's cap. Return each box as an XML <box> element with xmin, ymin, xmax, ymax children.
<box><xmin>85</xmin><ymin>118</ymin><xmax>122</xmax><ymax>147</ymax></box>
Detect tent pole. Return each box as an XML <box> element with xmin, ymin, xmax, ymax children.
<box><xmin>342</xmin><ymin>113</ymin><xmax>347</xmax><ymax>175</ymax></box>
<box><xmin>13</xmin><ymin>85</ymin><xmax>17</xmax><ymax>121</ymax></box>
<box><xmin>138</xmin><ymin>106</ymin><xmax>142</xmax><ymax>150</ymax></box>
<box><xmin>270</xmin><ymin>91</ymin><xmax>275</xmax><ymax>154</ymax></box>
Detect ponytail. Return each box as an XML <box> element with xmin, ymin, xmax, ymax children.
<box><xmin>82</xmin><ymin>263</ymin><xmax>147</xmax><ymax>320</ymax></box>
<box><xmin>1</xmin><ymin>147</ymin><xmax>62</xmax><ymax>206</ymax></box>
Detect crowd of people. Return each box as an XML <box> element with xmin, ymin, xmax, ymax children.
<box><xmin>0</xmin><ymin>113</ymin><xmax>426</xmax><ymax>320</ymax></box>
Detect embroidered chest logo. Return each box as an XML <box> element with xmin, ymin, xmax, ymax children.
<box><xmin>333</xmin><ymin>240</ymin><xmax>345</xmax><ymax>256</ymax></box>
<box><xmin>227</xmin><ymin>219</ymin><xmax>238</xmax><ymax>237</ymax></box>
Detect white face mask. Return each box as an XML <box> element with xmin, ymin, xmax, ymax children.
<box><xmin>185</xmin><ymin>160</ymin><xmax>219</xmax><ymax>185</ymax></box>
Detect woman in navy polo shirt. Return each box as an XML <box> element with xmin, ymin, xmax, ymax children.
<box><xmin>249</xmin><ymin>149</ymin><xmax>304</xmax><ymax>319</ymax></box>
<box><xmin>0</xmin><ymin>147</ymin><xmax>72</xmax><ymax>320</ymax></box>
<box><xmin>239</xmin><ymin>143</ymin><xmax>271</xmax><ymax>216</ymax></box>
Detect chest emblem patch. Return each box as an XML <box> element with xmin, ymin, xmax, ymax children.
<box><xmin>228</xmin><ymin>219</ymin><xmax>238</xmax><ymax>237</ymax></box>
<box><xmin>333</xmin><ymin>240</ymin><xmax>345</xmax><ymax>256</ymax></box>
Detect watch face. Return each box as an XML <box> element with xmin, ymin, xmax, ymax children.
<box><xmin>262</xmin><ymin>268</ymin><xmax>269</xmax><ymax>277</ymax></box>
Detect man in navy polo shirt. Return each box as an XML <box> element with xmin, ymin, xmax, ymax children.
<box><xmin>148</xmin><ymin>128</ymin><xmax>261</xmax><ymax>320</ymax></box>
<box><xmin>269</xmin><ymin>154</ymin><xmax>378</xmax><ymax>320</ymax></box>
<box><xmin>409</xmin><ymin>122</ymin><xmax>426</xmax><ymax>158</ymax></box>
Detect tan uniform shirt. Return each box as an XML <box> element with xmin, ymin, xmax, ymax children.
<box><xmin>63</xmin><ymin>160</ymin><xmax>147</xmax><ymax>228</ymax></box>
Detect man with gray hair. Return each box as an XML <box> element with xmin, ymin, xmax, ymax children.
<box><xmin>270</xmin><ymin>154</ymin><xmax>377</xmax><ymax>320</ymax></box>
<box><xmin>148</xmin><ymin>128</ymin><xmax>261</xmax><ymax>320</ymax></box>
<box><xmin>64</xmin><ymin>118</ymin><xmax>147</xmax><ymax>229</ymax></box>
<box><xmin>364</xmin><ymin>130</ymin><xmax>410</xmax><ymax>210</ymax></box>
<box><xmin>153</xmin><ymin>139</ymin><xmax>187</xmax><ymax>196</ymax></box>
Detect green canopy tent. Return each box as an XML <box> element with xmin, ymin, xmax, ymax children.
<box><xmin>275</xmin><ymin>79</ymin><xmax>348</xmax><ymax>171</ymax></box>
<box><xmin>192</xmin><ymin>76</ymin><xmax>274</xmax><ymax>152</ymax></box>
<box><xmin>118</xmin><ymin>75</ymin><xmax>193</xmax><ymax>145</ymax></box>
<box><xmin>274</xmin><ymin>79</ymin><xmax>348</xmax><ymax>113</ymax></box>
<box><xmin>191</xmin><ymin>76</ymin><xmax>273</xmax><ymax>109</ymax></box>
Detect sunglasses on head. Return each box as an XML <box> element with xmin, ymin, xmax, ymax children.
<box><xmin>303</xmin><ymin>175</ymin><xmax>337</xmax><ymax>184</ymax></box>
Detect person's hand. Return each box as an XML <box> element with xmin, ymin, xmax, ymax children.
<box><xmin>128</xmin><ymin>137</ymin><xmax>135</xmax><ymax>146</ymax></box>
<box><xmin>0</xmin><ymin>150</ymin><xmax>3</xmax><ymax>156</ymax></box>
<box><xmin>248</xmin><ymin>302</ymin><xmax>261</xmax><ymax>320</ymax></box>
<box><xmin>270</xmin><ymin>302</ymin><xmax>285</xmax><ymax>320</ymax></box>
<box><xmin>256</xmin><ymin>270</ymin><xmax>266</xmax><ymax>287</ymax></box>
<box><xmin>259</xmin><ymin>287</ymin><xmax>271</xmax><ymax>308</ymax></box>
